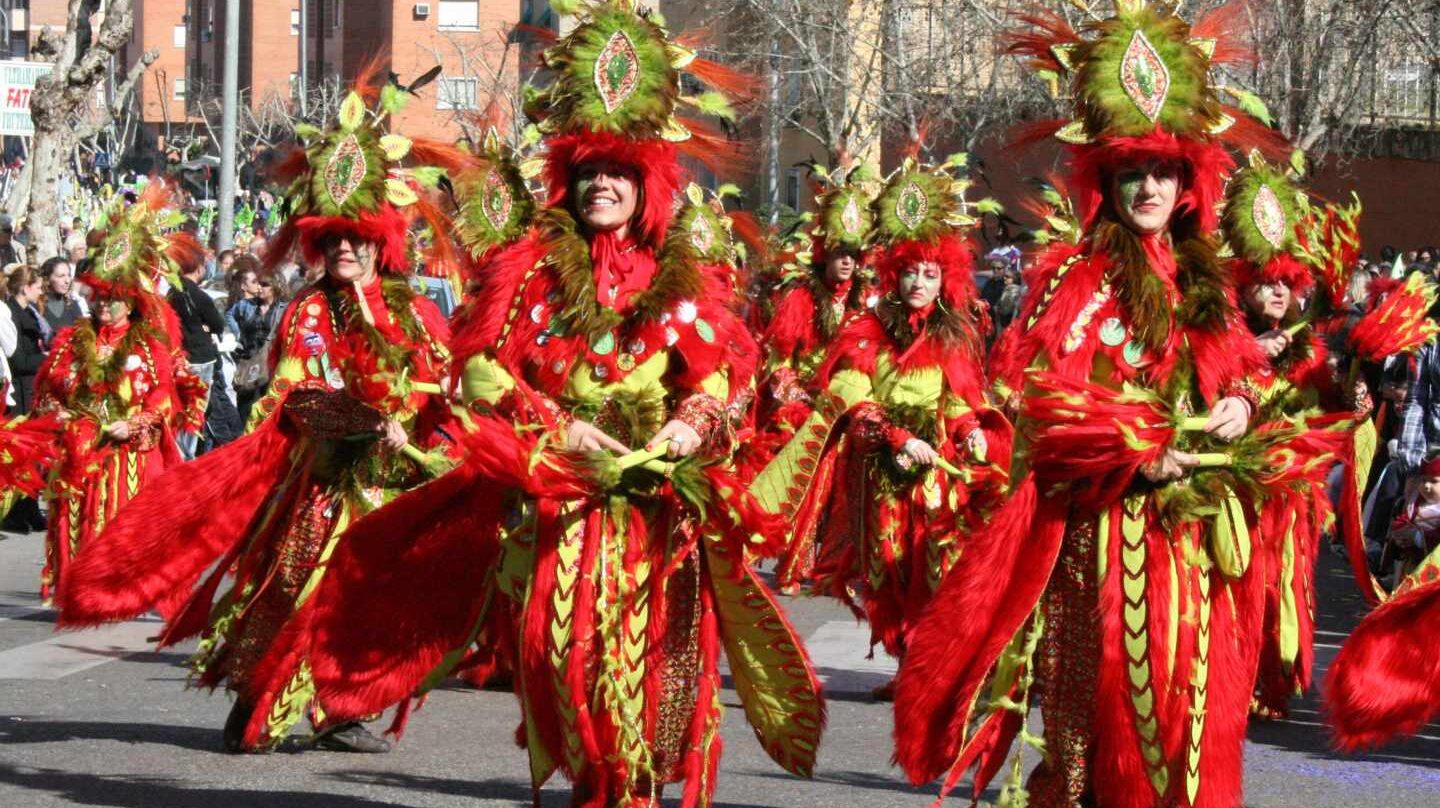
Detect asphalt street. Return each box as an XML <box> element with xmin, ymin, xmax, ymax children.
<box><xmin>0</xmin><ymin>527</ymin><xmax>1435</xmax><ymax>807</ymax></box>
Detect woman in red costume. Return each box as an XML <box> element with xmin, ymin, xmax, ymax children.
<box><xmin>1220</xmin><ymin>159</ymin><xmax>1370</xmax><ymax>720</ymax></box>
<box><xmin>37</xmin><ymin>184</ymin><xmax>206</xmax><ymax>604</ymax></box>
<box><xmin>759</xmin><ymin>166</ymin><xmax>879</xmax><ymax>591</ymax></box>
<box><xmin>273</xmin><ymin>3</ymin><xmax>823</xmax><ymax>806</ymax></box>
<box><xmin>893</xmin><ymin>4</ymin><xmax>1286</xmax><ymax>807</ymax></box>
<box><xmin>56</xmin><ymin>71</ymin><xmax>462</xmax><ymax>753</ymax></box>
<box><xmin>754</xmin><ymin>155</ymin><xmax>1009</xmax><ymax>681</ymax></box>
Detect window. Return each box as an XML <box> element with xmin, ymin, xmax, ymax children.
<box><xmin>436</xmin><ymin>76</ymin><xmax>478</xmax><ymax>110</ymax></box>
<box><xmin>173</xmin><ymin>25</ymin><xmax>186</xmax><ymax>48</ymax></box>
<box><xmin>785</xmin><ymin>168</ymin><xmax>801</xmax><ymax>211</ymax></box>
<box><xmin>290</xmin><ymin>9</ymin><xmax>300</xmax><ymax>36</ymax></box>
<box><xmin>174</xmin><ymin>78</ymin><xmax>187</xmax><ymax>101</ymax></box>
<box><xmin>438</xmin><ymin>1</ymin><xmax>480</xmax><ymax>30</ymax></box>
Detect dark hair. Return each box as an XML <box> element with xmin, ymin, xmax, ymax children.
<box><xmin>218</xmin><ymin>248</ymin><xmax>236</xmax><ymax>263</ymax></box>
<box><xmin>39</xmin><ymin>256</ymin><xmax>70</xmax><ymax>279</ymax></box>
<box><xmin>227</xmin><ymin>254</ymin><xmax>263</xmax><ymax>302</ymax></box>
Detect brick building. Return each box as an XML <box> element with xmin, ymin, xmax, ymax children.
<box><xmin>302</xmin><ymin>0</ymin><xmax>523</xmax><ymax>144</ymax></box>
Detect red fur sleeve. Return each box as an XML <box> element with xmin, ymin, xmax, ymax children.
<box><xmin>763</xmin><ymin>284</ymin><xmax>819</xmax><ymax>364</ymax></box>
<box><xmin>448</xmin><ymin>234</ymin><xmax>548</xmax><ymax>366</ymax></box>
<box><xmin>1190</xmin><ymin>307</ymin><xmax>1268</xmax><ymax>405</ymax></box>
<box><xmin>34</xmin><ymin>326</ymin><xmax>79</xmax><ymax>410</ymax></box>
<box><xmin>816</xmin><ymin>314</ymin><xmax>887</xmax><ymax>385</ymax></box>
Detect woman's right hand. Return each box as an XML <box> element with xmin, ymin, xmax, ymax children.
<box><xmin>898</xmin><ymin>438</ymin><xmax>939</xmax><ymax>469</ymax></box>
<box><xmin>1140</xmin><ymin>447</ymin><xmax>1200</xmax><ymax>482</ymax></box>
<box><xmin>565</xmin><ymin>419</ymin><xmax>631</xmax><ymax>454</ymax></box>
<box><xmin>1256</xmin><ymin>329</ymin><xmax>1291</xmax><ymax>358</ymax></box>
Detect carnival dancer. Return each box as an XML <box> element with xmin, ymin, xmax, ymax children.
<box><xmin>892</xmin><ymin>4</ymin><xmax>1286</xmax><ymax>806</ymax></box>
<box><xmin>752</xmin><ymin>154</ymin><xmax>1010</xmax><ymax>677</ymax></box>
<box><xmin>37</xmin><ymin>184</ymin><xmax>207</xmax><ymax>604</ymax></box>
<box><xmin>274</xmin><ymin>3</ymin><xmax>824</xmax><ymax>805</ymax></box>
<box><xmin>56</xmin><ymin>67</ymin><xmax>461</xmax><ymax>753</ymax></box>
<box><xmin>755</xmin><ymin>163</ymin><xmax>879</xmax><ymax>592</ymax></box>
<box><xmin>1222</xmin><ymin>158</ymin><xmax>1369</xmax><ymax>719</ymax></box>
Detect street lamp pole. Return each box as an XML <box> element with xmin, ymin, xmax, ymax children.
<box><xmin>217</xmin><ymin>0</ymin><xmax>240</xmax><ymax>251</ymax></box>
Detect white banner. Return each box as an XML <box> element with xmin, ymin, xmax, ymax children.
<box><xmin>0</xmin><ymin>60</ymin><xmax>53</xmax><ymax>136</ymax></box>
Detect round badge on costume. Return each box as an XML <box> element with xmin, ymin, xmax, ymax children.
<box><xmin>1099</xmin><ymin>317</ymin><xmax>1126</xmax><ymax>347</ymax></box>
<box><xmin>1122</xmin><ymin>340</ymin><xmax>1145</xmax><ymax>367</ymax></box>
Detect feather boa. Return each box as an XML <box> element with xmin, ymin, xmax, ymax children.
<box><xmin>1325</xmin><ymin>576</ymin><xmax>1440</xmax><ymax>750</ymax></box>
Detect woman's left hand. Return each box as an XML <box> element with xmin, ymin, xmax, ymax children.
<box><xmin>104</xmin><ymin>420</ymin><xmax>131</xmax><ymax>442</ymax></box>
<box><xmin>1203</xmin><ymin>396</ymin><xmax>1252</xmax><ymax>442</ymax></box>
<box><xmin>648</xmin><ymin>420</ymin><xmax>702</xmax><ymax>459</ymax></box>
<box><xmin>378</xmin><ymin>418</ymin><xmax>408</xmax><ymax>451</ymax></box>
<box><xmin>966</xmin><ymin>428</ymin><xmax>988</xmax><ymax>462</ymax></box>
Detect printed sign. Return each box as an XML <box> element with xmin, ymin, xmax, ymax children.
<box><xmin>0</xmin><ymin>60</ymin><xmax>53</xmax><ymax>136</ymax></box>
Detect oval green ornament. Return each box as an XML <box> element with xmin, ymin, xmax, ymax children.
<box><xmin>694</xmin><ymin>319</ymin><xmax>716</xmax><ymax>344</ymax></box>
<box><xmin>591</xmin><ymin>331</ymin><xmax>616</xmax><ymax>356</ymax></box>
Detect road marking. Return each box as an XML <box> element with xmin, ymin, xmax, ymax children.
<box><xmin>805</xmin><ymin>620</ymin><xmax>896</xmax><ymax>695</ymax></box>
<box><xmin>0</xmin><ymin>618</ymin><xmax>162</xmax><ymax>680</ymax></box>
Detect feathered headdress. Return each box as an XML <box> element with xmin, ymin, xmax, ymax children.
<box><xmin>452</xmin><ymin>127</ymin><xmax>541</xmax><ymax>264</ymax></box>
<box><xmin>88</xmin><ymin>181</ymin><xmax>203</xmax><ymax>331</ymax></box>
<box><xmin>266</xmin><ymin>61</ymin><xmax>470</xmax><ymax>276</ymax></box>
<box><xmin>1007</xmin><ymin>1</ymin><xmax>1286</xmax><ymax>230</ymax></box>
<box><xmin>1224</xmin><ymin>153</ymin><xmax>1312</xmax><ymax>294</ymax></box>
<box><xmin>808</xmin><ymin>160</ymin><xmax>879</xmax><ymax>261</ymax></box>
<box><xmin>525</xmin><ymin>0</ymin><xmax>748</xmax><ymax>249</ymax></box>
<box><xmin>869</xmin><ymin>152</ymin><xmax>999</xmax><ymax>310</ymax></box>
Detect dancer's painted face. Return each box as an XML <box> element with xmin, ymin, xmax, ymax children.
<box><xmin>96</xmin><ymin>298</ymin><xmax>130</xmax><ymax>325</ymax></box>
<box><xmin>574</xmin><ymin>161</ymin><xmax>639</xmax><ymax>235</ymax></box>
<box><xmin>1110</xmin><ymin>160</ymin><xmax>1182</xmax><ymax>235</ymax></box>
<box><xmin>321</xmin><ymin>236</ymin><xmax>377</xmax><ymax>284</ymax></box>
<box><xmin>1247</xmin><ymin>280</ymin><xmax>1292</xmax><ymax>322</ymax></box>
<box><xmin>825</xmin><ymin>251</ymin><xmax>858</xmax><ymax>285</ymax></box>
<box><xmin>899</xmin><ymin>261</ymin><xmax>942</xmax><ymax>310</ymax></box>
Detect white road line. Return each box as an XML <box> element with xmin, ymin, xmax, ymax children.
<box><xmin>0</xmin><ymin>618</ymin><xmax>162</xmax><ymax>680</ymax></box>
<box><xmin>805</xmin><ymin>620</ymin><xmax>896</xmax><ymax>695</ymax></box>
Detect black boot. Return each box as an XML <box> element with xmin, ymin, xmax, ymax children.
<box><xmin>222</xmin><ymin>699</ymin><xmax>260</xmax><ymax>753</ymax></box>
<box><xmin>313</xmin><ymin>721</ymin><xmax>390</xmax><ymax>753</ymax></box>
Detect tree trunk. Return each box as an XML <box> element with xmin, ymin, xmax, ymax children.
<box><xmin>24</xmin><ymin>85</ymin><xmax>75</xmax><ymax>262</ymax></box>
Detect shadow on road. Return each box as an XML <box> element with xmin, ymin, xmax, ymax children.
<box><xmin>0</xmin><ymin>717</ymin><xmax>220</xmax><ymax>753</ymax></box>
<box><xmin>0</xmin><ymin>762</ymin><xmax>403</xmax><ymax>808</ymax></box>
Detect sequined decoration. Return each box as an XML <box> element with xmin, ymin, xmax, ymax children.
<box><xmin>896</xmin><ymin>181</ymin><xmax>928</xmax><ymax>230</ymax></box>
<box><xmin>324</xmin><ymin>134</ymin><xmax>369</xmax><ymax>207</ymax></box>
<box><xmin>482</xmin><ymin>168</ymin><xmax>514</xmax><ymax>230</ymax></box>
<box><xmin>1029</xmin><ymin>519</ymin><xmax>1101</xmax><ymax>808</ymax></box>
<box><xmin>840</xmin><ymin>195</ymin><xmax>863</xmax><ymax>236</ymax></box>
<box><xmin>1120</xmin><ymin>30</ymin><xmax>1170</xmax><ymax>122</ymax></box>
<box><xmin>689</xmin><ymin>211</ymin><xmax>715</xmax><ymax>253</ymax></box>
<box><xmin>1252</xmin><ymin>185</ymin><xmax>1288</xmax><ymax>250</ymax></box>
<box><xmin>104</xmin><ymin>232</ymin><xmax>133</xmax><ymax>274</ymax></box>
<box><xmin>594</xmin><ymin>30</ymin><xmax>641</xmax><ymax>114</ymax></box>
<box><xmin>1063</xmin><ymin>284</ymin><xmax>1113</xmax><ymax>355</ymax></box>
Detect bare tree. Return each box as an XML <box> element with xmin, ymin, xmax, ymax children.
<box><xmin>419</xmin><ymin>27</ymin><xmax>535</xmax><ymax>149</ymax></box>
<box><xmin>6</xmin><ymin>0</ymin><xmax>156</xmax><ymax>260</ymax></box>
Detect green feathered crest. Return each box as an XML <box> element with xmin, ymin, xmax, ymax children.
<box><xmin>91</xmin><ymin>183</ymin><xmax>192</xmax><ymax>294</ymax></box>
<box><xmin>454</xmin><ymin>127</ymin><xmax>542</xmax><ymax>258</ymax></box>
<box><xmin>871</xmin><ymin>153</ymin><xmax>1000</xmax><ymax>247</ymax></box>
<box><xmin>1222</xmin><ymin>152</ymin><xmax>1304</xmax><ymax>266</ymax></box>
<box><xmin>1028</xmin><ymin>1</ymin><xmax>1253</xmax><ymax>145</ymax></box>
<box><xmin>810</xmin><ymin>161</ymin><xmax>880</xmax><ymax>254</ymax></box>
<box><xmin>526</xmin><ymin>0</ymin><xmax>737</xmax><ymax>142</ymax></box>
<box><xmin>671</xmin><ymin>182</ymin><xmax>746</xmax><ymax>267</ymax></box>
<box><xmin>286</xmin><ymin>66</ymin><xmax>448</xmax><ymax>221</ymax></box>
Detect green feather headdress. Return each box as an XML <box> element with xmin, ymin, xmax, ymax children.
<box><xmin>1222</xmin><ymin>153</ymin><xmax>1303</xmax><ymax>267</ymax></box>
<box><xmin>671</xmin><ymin>182</ymin><xmax>747</xmax><ymax>267</ymax></box>
<box><xmin>871</xmin><ymin>153</ymin><xmax>999</xmax><ymax>248</ymax></box>
<box><xmin>90</xmin><ymin>181</ymin><xmax>199</xmax><ymax>296</ymax></box>
<box><xmin>525</xmin><ymin>0</ymin><xmax>742</xmax><ymax>145</ymax></box>
<box><xmin>810</xmin><ymin>161</ymin><xmax>879</xmax><ymax>255</ymax></box>
<box><xmin>453</xmin><ymin>127</ymin><xmax>541</xmax><ymax>260</ymax></box>
<box><xmin>1013</xmin><ymin>1</ymin><xmax>1266</xmax><ymax>147</ymax></box>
